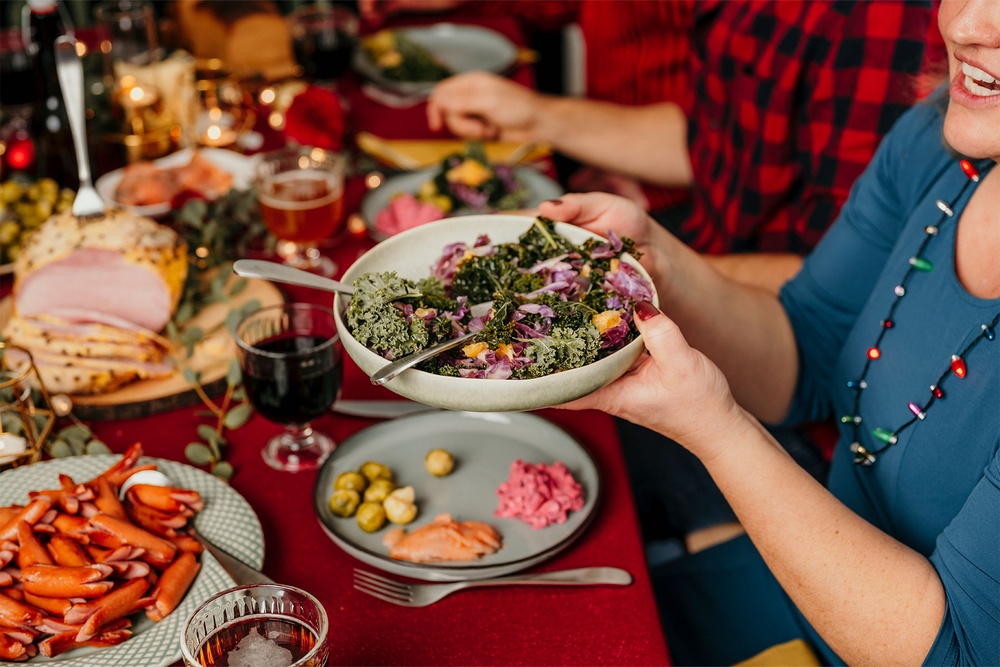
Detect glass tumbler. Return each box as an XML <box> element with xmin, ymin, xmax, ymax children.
<box><xmin>180</xmin><ymin>583</ymin><xmax>329</xmax><ymax>667</ymax></box>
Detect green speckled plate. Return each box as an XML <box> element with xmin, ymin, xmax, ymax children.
<box><xmin>0</xmin><ymin>455</ymin><xmax>264</xmax><ymax>666</ymax></box>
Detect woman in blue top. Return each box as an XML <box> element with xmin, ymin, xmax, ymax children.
<box><xmin>540</xmin><ymin>0</ymin><xmax>1000</xmax><ymax>663</ymax></box>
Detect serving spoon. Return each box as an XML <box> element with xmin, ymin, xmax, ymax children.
<box><xmin>232</xmin><ymin>260</ymin><xmax>493</xmax><ymax>385</ymax></box>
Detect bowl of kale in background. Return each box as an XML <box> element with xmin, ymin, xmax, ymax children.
<box><xmin>333</xmin><ymin>215</ymin><xmax>658</xmax><ymax>412</ymax></box>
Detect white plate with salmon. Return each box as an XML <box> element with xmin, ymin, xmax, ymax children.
<box><xmin>0</xmin><ymin>453</ymin><xmax>264</xmax><ymax>666</ymax></box>
<box><xmin>95</xmin><ymin>148</ymin><xmax>259</xmax><ymax>218</ymax></box>
<box><xmin>312</xmin><ymin>411</ymin><xmax>600</xmax><ymax>581</ymax></box>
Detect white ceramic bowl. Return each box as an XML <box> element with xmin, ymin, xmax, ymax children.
<box><xmin>333</xmin><ymin>215</ymin><xmax>658</xmax><ymax>412</ymax></box>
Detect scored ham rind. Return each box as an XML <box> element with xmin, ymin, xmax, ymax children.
<box><xmin>494</xmin><ymin>460</ymin><xmax>585</xmax><ymax>529</ymax></box>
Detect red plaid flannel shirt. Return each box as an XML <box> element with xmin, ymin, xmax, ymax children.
<box><xmin>479</xmin><ymin>0</ymin><xmax>694</xmax><ymax>211</ymax></box>
<box><xmin>678</xmin><ymin>0</ymin><xmax>942</xmax><ymax>254</ymax></box>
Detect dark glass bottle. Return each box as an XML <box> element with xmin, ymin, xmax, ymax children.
<box><xmin>27</xmin><ymin>0</ymin><xmax>79</xmax><ymax>189</ymax></box>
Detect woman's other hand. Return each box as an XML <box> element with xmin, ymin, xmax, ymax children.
<box><xmin>559</xmin><ymin>301</ymin><xmax>747</xmax><ymax>462</ymax></box>
<box><xmin>538</xmin><ymin>192</ymin><xmax>665</xmax><ymax>284</ymax></box>
<box><xmin>427</xmin><ymin>72</ymin><xmax>543</xmax><ymax>142</ymax></box>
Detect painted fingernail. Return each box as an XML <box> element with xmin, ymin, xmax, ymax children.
<box><xmin>635</xmin><ymin>300</ymin><xmax>659</xmax><ymax>321</ymax></box>
<box><xmin>541</xmin><ymin>199</ymin><xmax>563</xmax><ymax>206</ymax></box>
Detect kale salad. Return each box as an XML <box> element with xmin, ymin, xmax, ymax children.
<box><xmin>346</xmin><ymin>217</ymin><xmax>655</xmax><ymax>380</ymax></box>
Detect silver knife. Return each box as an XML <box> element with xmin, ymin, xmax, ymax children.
<box><xmin>331</xmin><ymin>399</ymin><xmax>439</xmax><ymax>419</ymax></box>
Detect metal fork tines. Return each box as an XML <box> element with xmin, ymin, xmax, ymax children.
<box><xmin>353</xmin><ymin>567</ymin><xmax>632</xmax><ymax>607</ymax></box>
<box><xmin>53</xmin><ymin>36</ymin><xmax>105</xmax><ymax>218</ymax></box>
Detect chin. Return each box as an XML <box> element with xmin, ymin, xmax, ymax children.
<box><xmin>943</xmin><ymin>110</ymin><xmax>1000</xmax><ymax>162</ymax></box>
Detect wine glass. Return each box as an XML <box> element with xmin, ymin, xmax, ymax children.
<box><xmin>288</xmin><ymin>4</ymin><xmax>359</xmax><ymax>85</ymax></box>
<box><xmin>256</xmin><ymin>146</ymin><xmax>346</xmax><ymax>277</ymax></box>
<box><xmin>234</xmin><ymin>303</ymin><xmax>340</xmax><ymax>472</ymax></box>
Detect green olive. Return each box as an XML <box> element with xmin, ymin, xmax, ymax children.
<box><xmin>363</xmin><ymin>478</ymin><xmax>396</xmax><ymax>503</ymax></box>
<box><xmin>0</xmin><ymin>181</ymin><xmax>24</xmax><ymax>203</ymax></box>
<box><xmin>424</xmin><ymin>448</ymin><xmax>455</xmax><ymax>476</ymax></box>
<box><xmin>328</xmin><ymin>489</ymin><xmax>361</xmax><ymax>518</ymax></box>
<box><xmin>334</xmin><ymin>471</ymin><xmax>368</xmax><ymax>493</ymax></box>
<box><xmin>359</xmin><ymin>461</ymin><xmax>392</xmax><ymax>483</ymax></box>
<box><xmin>0</xmin><ymin>221</ymin><xmax>18</xmax><ymax>245</ymax></box>
<box><xmin>356</xmin><ymin>501</ymin><xmax>386</xmax><ymax>532</ymax></box>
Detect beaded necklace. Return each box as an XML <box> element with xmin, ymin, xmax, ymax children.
<box><xmin>846</xmin><ymin>159</ymin><xmax>999</xmax><ymax>467</ymax></box>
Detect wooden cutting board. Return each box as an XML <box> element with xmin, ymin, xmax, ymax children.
<box><xmin>0</xmin><ymin>275</ymin><xmax>284</xmax><ymax>421</ymax></box>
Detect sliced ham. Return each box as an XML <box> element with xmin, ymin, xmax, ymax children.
<box><xmin>12</xmin><ymin>209</ymin><xmax>187</xmax><ymax>333</ymax></box>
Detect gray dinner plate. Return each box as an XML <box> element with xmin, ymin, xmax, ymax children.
<box><xmin>353</xmin><ymin>23</ymin><xmax>518</xmax><ymax>95</ymax></box>
<box><xmin>313</xmin><ymin>411</ymin><xmax>599</xmax><ymax>581</ymax></box>
<box><xmin>362</xmin><ymin>166</ymin><xmax>563</xmax><ymax>240</ymax></box>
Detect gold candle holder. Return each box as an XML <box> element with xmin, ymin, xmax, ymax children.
<box><xmin>0</xmin><ymin>342</ymin><xmax>56</xmax><ymax>472</ymax></box>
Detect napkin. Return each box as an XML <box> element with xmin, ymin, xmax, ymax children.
<box><xmin>356</xmin><ymin>132</ymin><xmax>550</xmax><ymax>170</ymax></box>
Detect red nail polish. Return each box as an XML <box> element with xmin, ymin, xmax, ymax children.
<box><xmin>635</xmin><ymin>300</ymin><xmax>659</xmax><ymax>321</ymax></box>
<box><xmin>541</xmin><ymin>199</ymin><xmax>563</xmax><ymax>206</ymax></box>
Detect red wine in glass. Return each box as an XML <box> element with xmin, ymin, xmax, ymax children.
<box><xmin>289</xmin><ymin>5</ymin><xmax>359</xmax><ymax>83</ymax></box>
<box><xmin>241</xmin><ymin>333</ymin><xmax>340</xmax><ymax>425</ymax></box>
<box><xmin>235</xmin><ymin>304</ymin><xmax>340</xmax><ymax>472</ymax></box>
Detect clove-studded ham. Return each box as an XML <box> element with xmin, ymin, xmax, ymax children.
<box><xmin>12</xmin><ymin>209</ymin><xmax>188</xmax><ymax>332</ymax></box>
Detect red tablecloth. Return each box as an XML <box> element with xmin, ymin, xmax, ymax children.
<box><xmin>0</xmin><ymin>15</ymin><xmax>671</xmax><ymax>666</ymax></box>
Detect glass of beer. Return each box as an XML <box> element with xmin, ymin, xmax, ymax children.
<box><xmin>256</xmin><ymin>146</ymin><xmax>345</xmax><ymax>276</ymax></box>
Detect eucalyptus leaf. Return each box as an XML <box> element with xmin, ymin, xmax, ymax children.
<box><xmin>197</xmin><ymin>424</ymin><xmax>219</xmax><ymax>445</ymax></box>
<box><xmin>180</xmin><ymin>327</ymin><xmax>204</xmax><ymax>346</ymax></box>
<box><xmin>49</xmin><ymin>440</ymin><xmax>74</xmax><ymax>458</ymax></box>
<box><xmin>226</xmin><ymin>359</ymin><xmax>242</xmax><ymax>387</ymax></box>
<box><xmin>185</xmin><ymin>442</ymin><xmax>214</xmax><ymax>466</ymax></box>
<box><xmin>224</xmin><ymin>403</ymin><xmax>252</xmax><ymax>429</ymax></box>
<box><xmin>58</xmin><ymin>424</ymin><xmax>91</xmax><ymax>448</ymax></box>
<box><xmin>228</xmin><ymin>278</ymin><xmax>249</xmax><ymax>297</ymax></box>
<box><xmin>212</xmin><ymin>461</ymin><xmax>234</xmax><ymax>481</ymax></box>
<box><xmin>69</xmin><ymin>439</ymin><xmax>85</xmax><ymax>456</ymax></box>
<box><xmin>182</xmin><ymin>367</ymin><xmax>200</xmax><ymax>385</ymax></box>
<box><xmin>174</xmin><ymin>301</ymin><xmax>195</xmax><ymax>325</ymax></box>
<box><xmin>85</xmin><ymin>440</ymin><xmax>111</xmax><ymax>455</ymax></box>
<box><xmin>232</xmin><ymin>387</ymin><xmax>246</xmax><ymax>401</ymax></box>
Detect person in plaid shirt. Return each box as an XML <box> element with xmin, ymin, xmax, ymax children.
<box><xmin>426</xmin><ymin>0</ymin><xmax>942</xmax><ymax>292</ymax></box>
<box><xmin>360</xmin><ymin>0</ymin><xmax>695</xmax><ymax>215</ymax></box>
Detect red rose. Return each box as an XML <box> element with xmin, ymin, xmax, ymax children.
<box><xmin>283</xmin><ymin>86</ymin><xmax>345</xmax><ymax>152</ymax></box>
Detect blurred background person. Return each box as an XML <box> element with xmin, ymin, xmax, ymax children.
<box><xmin>360</xmin><ymin>0</ymin><xmax>696</xmax><ymax>222</ymax></box>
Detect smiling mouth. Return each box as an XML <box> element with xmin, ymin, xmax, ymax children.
<box><xmin>962</xmin><ymin>62</ymin><xmax>1000</xmax><ymax>95</ymax></box>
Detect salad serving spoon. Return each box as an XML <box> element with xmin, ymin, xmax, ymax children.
<box><xmin>232</xmin><ymin>260</ymin><xmax>493</xmax><ymax>386</ymax></box>
<box><xmin>232</xmin><ymin>259</ymin><xmax>354</xmax><ymax>295</ymax></box>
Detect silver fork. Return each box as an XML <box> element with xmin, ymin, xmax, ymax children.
<box><xmin>53</xmin><ymin>36</ymin><xmax>105</xmax><ymax>218</ymax></box>
<box><xmin>353</xmin><ymin>567</ymin><xmax>632</xmax><ymax>607</ymax></box>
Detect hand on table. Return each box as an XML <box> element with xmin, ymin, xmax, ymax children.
<box><xmin>358</xmin><ymin>0</ymin><xmax>463</xmax><ymax>25</ymax></box>
<box><xmin>427</xmin><ymin>72</ymin><xmax>542</xmax><ymax>142</ymax></box>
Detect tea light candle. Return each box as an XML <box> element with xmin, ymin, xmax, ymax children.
<box><xmin>122</xmin><ymin>82</ymin><xmax>159</xmax><ymax>110</ymax></box>
<box><xmin>196</xmin><ymin>107</ymin><xmax>238</xmax><ymax>147</ymax></box>
<box><xmin>0</xmin><ymin>433</ymin><xmax>28</xmax><ymax>464</ymax></box>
